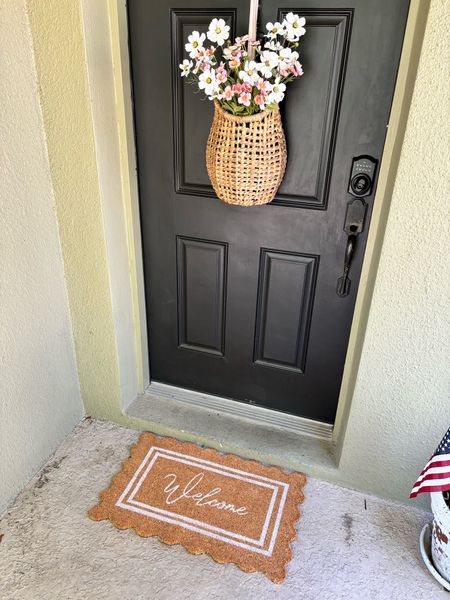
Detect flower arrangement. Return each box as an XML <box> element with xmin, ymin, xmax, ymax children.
<box><xmin>179</xmin><ymin>13</ymin><xmax>306</xmax><ymax>116</ymax></box>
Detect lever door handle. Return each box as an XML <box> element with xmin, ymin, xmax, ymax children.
<box><xmin>336</xmin><ymin>234</ymin><xmax>357</xmax><ymax>297</ymax></box>
<box><xmin>336</xmin><ymin>198</ymin><xmax>367</xmax><ymax>298</ymax></box>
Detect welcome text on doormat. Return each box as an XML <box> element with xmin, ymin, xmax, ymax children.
<box><xmin>89</xmin><ymin>433</ymin><xmax>306</xmax><ymax>583</ymax></box>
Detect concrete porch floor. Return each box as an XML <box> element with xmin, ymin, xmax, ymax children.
<box><xmin>0</xmin><ymin>419</ymin><xmax>446</xmax><ymax>600</ymax></box>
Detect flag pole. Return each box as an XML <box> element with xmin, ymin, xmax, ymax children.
<box><xmin>248</xmin><ymin>0</ymin><xmax>259</xmax><ymax>59</ymax></box>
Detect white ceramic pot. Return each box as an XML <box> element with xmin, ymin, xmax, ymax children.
<box><xmin>431</xmin><ymin>491</ymin><xmax>450</xmax><ymax>582</ymax></box>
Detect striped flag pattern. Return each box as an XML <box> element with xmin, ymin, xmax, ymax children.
<box><xmin>411</xmin><ymin>426</ymin><xmax>450</xmax><ymax>498</ymax></box>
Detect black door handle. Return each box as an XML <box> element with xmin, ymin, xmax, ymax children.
<box><xmin>337</xmin><ymin>234</ymin><xmax>357</xmax><ymax>297</ymax></box>
<box><xmin>336</xmin><ymin>198</ymin><xmax>367</xmax><ymax>297</ymax></box>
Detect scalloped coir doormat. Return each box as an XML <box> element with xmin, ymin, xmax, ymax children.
<box><xmin>89</xmin><ymin>432</ymin><xmax>306</xmax><ymax>583</ymax></box>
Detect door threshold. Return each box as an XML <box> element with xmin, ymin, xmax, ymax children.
<box><xmin>146</xmin><ymin>382</ymin><xmax>332</xmax><ymax>440</ymax></box>
<box><xmin>125</xmin><ymin>382</ymin><xmax>337</xmax><ymax>478</ymax></box>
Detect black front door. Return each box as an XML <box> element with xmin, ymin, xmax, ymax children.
<box><xmin>128</xmin><ymin>0</ymin><xmax>410</xmax><ymax>424</ymax></box>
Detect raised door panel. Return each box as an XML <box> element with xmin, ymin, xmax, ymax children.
<box><xmin>171</xmin><ymin>9</ymin><xmax>237</xmax><ymax>197</ymax></box>
<box><xmin>172</xmin><ymin>8</ymin><xmax>353</xmax><ymax>209</ymax></box>
<box><xmin>274</xmin><ymin>9</ymin><xmax>353</xmax><ymax>209</ymax></box>
<box><xmin>254</xmin><ymin>249</ymin><xmax>319</xmax><ymax>372</ymax></box>
<box><xmin>176</xmin><ymin>236</ymin><xmax>228</xmax><ymax>355</ymax></box>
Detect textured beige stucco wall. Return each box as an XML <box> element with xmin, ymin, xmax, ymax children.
<box><xmin>26</xmin><ymin>0</ymin><xmax>156</xmax><ymax>435</ymax></box>
<box><xmin>26</xmin><ymin>0</ymin><xmax>124</xmax><ymax>420</ymax></box>
<box><xmin>0</xmin><ymin>0</ymin><xmax>84</xmax><ymax>515</ymax></box>
<box><xmin>339</xmin><ymin>0</ymin><xmax>450</xmax><ymax>504</ymax></box>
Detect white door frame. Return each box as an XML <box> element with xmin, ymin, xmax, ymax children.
<box><xmin>80</xmin><ymin>0</ymin><xmax>428</xmax><ymax>454</ymax></box>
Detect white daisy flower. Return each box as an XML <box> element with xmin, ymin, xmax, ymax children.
<box><xmin>264</xmin><ymin>40</ymin><xmax>283</xmax><ymax>52</ymax></box>
<box><xmin>283</xmin><ymin>13</ymin><xmax>306</xmax><ymax>41</ymax></box>
<box><xmin>185</xmin><ymin>31</ymin><xmax>206</xmax><ymax>58</ymax></box>
<box><xmin>257</xmin><ymin>51</ymin><xmax>278</xmax><ymax>78</ymax></box>
<box><xmin>222</xmin><ymin>46</ymin><xmax>233</xmax><ymax>61</ymax></box>
<box><xmin>179</xmin><ymin>59</ymin><xmax>193</xmax><ymax>77</ymax></box>
<box><xmin>265</xmin><ymin>21</ymin><xmax>285</xmax><ymax>39</ymax></box>
<box><xmin>198</xmin><ymin>69</ymin><xmax>217</xmax><ymax>96</ymax></box>
<box><xmin>279</xmin><ymin>47</ymin><xmax>299</xmax><ymax>64</ymax></box>
<box><xmin>267</xmin><ymin>77</ymin><xmax>286</xmax><ymax>104</ymax></box>
<box><xmin>275</xmin><ymin>52</ymin><xmax>288</xmax><ymax>71</ymax></box>
<box><xmin>207</xmin><ymin>18</ymin><xmax>230</xmax><ymax>46</ymax></box>
<box><xmin>239</xmin><ymin>60</ymin><xmax>260</xmax><ymax>84</ymax></box>
<box><xmin>207</xmin><ymin>86</ymin><xmax>222</xmax><ymax>101</ymax></box>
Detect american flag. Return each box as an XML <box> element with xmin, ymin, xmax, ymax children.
<box><xmin>410</xmin><ymin>427</ymin><xmax>450</xmax><ymax>498</ymax></box>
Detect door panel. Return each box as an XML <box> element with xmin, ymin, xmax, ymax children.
<box><xmin>254</xmin><ymin>250</ymin><xmax>319</xmax><ymax>372</ymax></box>
<box><xmin>275</xmin><ymin>10</ymin><xmax>352</xmax><ymax>209</ymax></box>
<box><xmin>176</xmin><ymin>236</ymin><xmax>227</xmax><ymax>356</ymax></box>
<box><xmin>171</xmin><ymin>9</ymin><xmax>238</xmax><ymax>196</ymax></box>
<box><xmin>128</xmin><ymin>0</ymin><xmax>410</xmax><ymax>423</ymax></box>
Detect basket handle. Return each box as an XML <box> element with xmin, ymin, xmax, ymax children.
<box><xmin>248</xmin><ymin>0</ymin><xmax>259</xmax><ymax>59</ymax></box>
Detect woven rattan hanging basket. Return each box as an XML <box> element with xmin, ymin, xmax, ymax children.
<box><xmin>206</xmin><ymin>101</ymin><xmax>287</xmax><ymax>206</ymax></box>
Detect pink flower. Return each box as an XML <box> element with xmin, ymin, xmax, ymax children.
<box><xmin>216</xmin><ymin>68</ymin><xmax>228</xmax><ymax>83</ymax></box>
<box><xmin>241</xmin><ymin>81</ymin><xmax>252</xmax><ymax>93</ymax></box>
<box><xmin>193</xmin><ymin>60</ymin><xmax>205</xmax><ymax>75</ymax></box>
<box><xmin>222</xmin><ymin>85</ymin><xmax>235</xmax><ymax>100</ymax></box>
<box><xmin>232</xmin><ymin>83</ymin><xmax>243</xmax><ymax>94</ymax></box>
<box><xmin>229</xmin><ymin>57</ymin><xmax>240</xmax><ymax>69</ymax></box>
<box><xmin>238</xmin><ymin>91</ymin><xmax>251</xmax><ymax>106</ymax></box>
<box><xmin>192</xmin><ymin>47</ymin><xmax>214</xmax><ymax>73</ymax></box>
<box><xmin>233</xmin><ymin>35</ymin><xmax>249</xmax><ymax>47</ymax></box>
<box><xmin>231</xmin><ymin>48</ymin><xmax>248</xmax><ymax>59</ymax></box>
<box><xmin>256</xmin><ymin>78</ymin><xmax>270</xmax><ymax>95</ymax></box>
<box><xmin>293</xmin><ymin>61</ymin><xmax>304</xmax><ymax>76</ymax></box>
<box><xmin>254</xmin><ymin>94</ymin><xmax>265</xmax><ymax>109</ymax></box>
